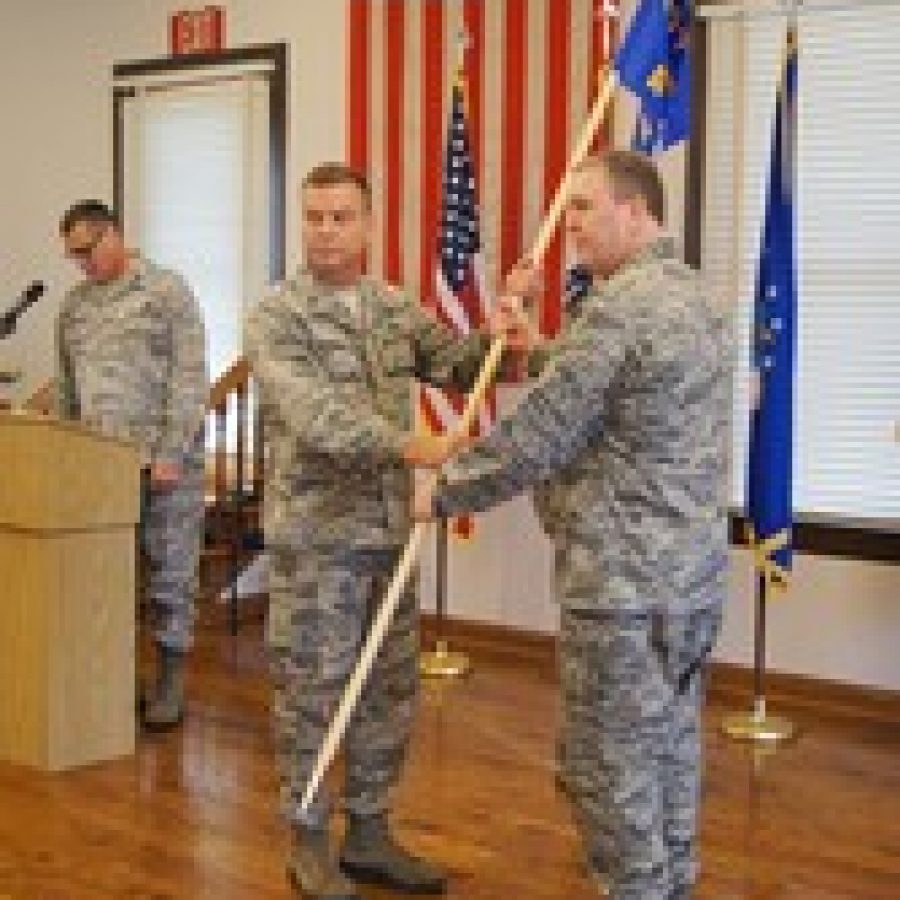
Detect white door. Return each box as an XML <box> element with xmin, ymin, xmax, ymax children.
<box><xmin>120</xmin><ymin>71</ymin><xmax>271</xmax><ymax>382</ymax></box>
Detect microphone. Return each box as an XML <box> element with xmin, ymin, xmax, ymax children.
<box><xmin>1</xmin><ymin>281</ymin><xmax>45</xmax><ymax>338</ymax></box>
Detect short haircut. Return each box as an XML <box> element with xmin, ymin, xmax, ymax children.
<box><xmin>582</xmin><ymin>150</ymin><xmax>666</xmax><ymax>224</ymax></box>
<box><xmin>59</xmin><ymin>200</ymin><xmax>119</xmax><ymax>236</ymax></box>
<box><xmin>302</xmin><ymin>163</ymin><xmax>372</xmax><ymax>209</ymax></box>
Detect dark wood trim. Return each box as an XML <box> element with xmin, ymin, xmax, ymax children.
<box><xmin>207</xmin><ymin>356</ymin><xmax>250</xmax><ymax>412</ymax></box>
<box><xmin>421</xmin><ymin>613</ymin><xmax>900</xmax><ymax>727</ymax></box>
<box><xmin>730</xmin><ymin>513</ymin><xmax>900</xmax><ymax>565</ymax></box>
<box><xmin>706</xmin><ymin>660</ymin><xmax>900</xmax><ymax>730</ymax></box>
<box><xmin>112</xmin><ymin>43</ymin><xmax>287</xmax><ymax>79</ymax></box>
<box><xmin>111</xmin><ymin>86</ymin><xmax>135</xmax><ymax>223</ymax></box>
<box><xmin>267</xmin><ymin>42</ymin><xmax>287</xmax><ymax>280</ymax></box>
<box><xmin>111</xmin><ymin>43</ymin><xmax>288</xmax><ymax>281</ymax></box>
<box><xmin>421</xmin><ymin>613</ymin><xmax>558</xmax><ymax>678</ymax></box>
<box><xmin>684</xmin><ymin>15</ymin><xmax>707</xmax><ymax>269</ymax></box>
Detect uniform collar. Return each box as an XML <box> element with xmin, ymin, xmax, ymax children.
<box><xmin>291</xmin><ymin>267</ymin><xmax>369</xmax><ymax>298</ymax></box>
<box><xmin>78</xmin><ymin>253</ymin><xmax>148</xmax><ymax>302</ymax></box>
<box><xmin>614</xmin><ymin>235</ymin><xmax>676</xmax><ymax>277</ymax></box>
<box><xmin>121</xmin><ymin>253</ymin><xmax>150</xmax><ymax>290</ymax></box>
<box><xmin>595</xmin><ymin>235</ymin><xmax>677</xmax><ymax>300</ymax></box>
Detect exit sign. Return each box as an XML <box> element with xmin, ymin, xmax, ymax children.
<box><xmin>170</xmin><ymin>6</ymin><xmax>225</xmax><ymax>55</ymax></box>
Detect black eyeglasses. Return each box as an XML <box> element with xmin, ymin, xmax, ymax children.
<box><xmin>66</xmin><ymin>227</ymin><xmax>106</xmax><ymax>262</ymax></box>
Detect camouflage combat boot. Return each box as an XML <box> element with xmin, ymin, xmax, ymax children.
<box><xmin>340</xmin><ymin>814</ymin><xmax>447</xmax><ymax>894</ymax></box>
<box><xmin>288</xmin><ymin>826</ymin><xmax>359</xmax><ymax>900</ymax></box>
<box><xmin>140</xmin><ymin>645</ymin><xmax>185</xmax><ymax>731</ymax></box>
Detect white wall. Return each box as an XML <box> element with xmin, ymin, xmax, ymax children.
<box><xmin>424</xmin><ymin>455</ymin><xmax>900</xmax><ymax>694</ymax></box>
<box><xmin>0</xmin><ymin>0</ymin><xmax>347</xmax><ymax>402</ymax></box>
<box><xmin>723</xmin><ymin>549</ymin><xmax>900</xmax><ymax>691</ymax></box>
<box><xmin>2</xmin><ymin>0</ymin><xmax>897</xmax><ymax>693</ymax></box>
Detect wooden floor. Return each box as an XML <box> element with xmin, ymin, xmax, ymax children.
<box><xmin>0</xmin><ymin>601</ymin><xmax>898</xmax><ymax>900</ymax></box>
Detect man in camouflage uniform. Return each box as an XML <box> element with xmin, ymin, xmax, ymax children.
<box><xmin>417</xmin><ymin>151</ymin><xmax>733</xmax><ymax>899</ymax></box>
<box><xmin>56</xmin><ymin>200</ymin><xmax>207</xmax><ymax>731</ymax></box>
<box><xmin>244</xmin><ymin>163</ymin><xmax>507</xmax><ymax>900</ymax></box>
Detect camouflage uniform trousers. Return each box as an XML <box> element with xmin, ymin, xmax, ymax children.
<box><xmin>560</xmin><ymin>602</ymin><xmax>723</xmax><ymax>900</ymax></box>
<box><xmin>268</xmin><ymin>543</ymin><xmax>419</xmax><ymax>830</ymax></box>
<box><xmin>140</xmin><ymin>464</ymin><xmax>204</xmax><ymax>653</ymax></box>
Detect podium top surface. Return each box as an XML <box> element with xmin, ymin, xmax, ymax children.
<box><xmin>0</xmin><ymin>410</ymin><xmax>139</xmax><ymax>451</ymax></box>
<box><xmin>0</xmin><ymin>412</ymin><xmax>141</xmax><ymax>531</ymax></box>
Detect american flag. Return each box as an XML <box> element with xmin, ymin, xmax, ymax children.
<box><xmin>433</xmin><ymin>69</ymin><xmax>489</xmax><ymax>339</ymax></box>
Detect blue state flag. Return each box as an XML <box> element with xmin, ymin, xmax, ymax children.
<box><xmin>746</xmin><ymin>37</ymin><xmax>798</xmax><ymax>590</ymax></box>
<box><xmin>615</xmin><ymin>0</ymin><xmax>692</xmax><ymax>152</ymax></box>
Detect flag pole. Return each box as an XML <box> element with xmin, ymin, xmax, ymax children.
<box><xmin>420</xmin><ymin>497</ymin><xmax>472</xmax><ymax>678</ymax></box>
<box><xmin>722</xmin><ymin>23</ymin><xmax>797</xmax><ymax>746</ymax></box>
<box><xmin>297</xmin><ymin>68</ymin><xmax>618</xmax><ymax>815</ymax></box>
<box><xmin>420</xmin><ymin>31</ymin><xmax>476</xmax><ymax>680</ymax></box>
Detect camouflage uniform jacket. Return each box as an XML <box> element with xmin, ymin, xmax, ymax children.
<box><xmin>436</xmin><ymin>238</ymin><xmax>734</xmax><ymax>614</ymax></box>
<box><xmin>244</xmin><ymin>270</ymin><xmax>494</xmax><ymax>552</ymax></box>
<box><xmin>55</xmin><ymin>255</ymin><xmax>207</xmax><ymax>467</ymax></box>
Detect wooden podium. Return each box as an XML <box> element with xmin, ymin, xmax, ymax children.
<box><xmin>0</xmin><ymin>412</ymin><xmax>141</xmax><ymax>771</ymax></box>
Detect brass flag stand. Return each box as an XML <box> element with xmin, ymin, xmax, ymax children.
<box><xmin>721</xmin><ymin>572</ymin><xmax>794</xmax><ymax>743</ymax></box>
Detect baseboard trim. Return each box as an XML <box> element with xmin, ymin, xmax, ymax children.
<box><xmin>705</xmin><ymin>661</ymin><xmax>900</xmax><ymax>728</ymax></box>
<box><xmin>421</xmin><ymin>613</ymin><xmax>900</xmax><ymax>727</ymax></box>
